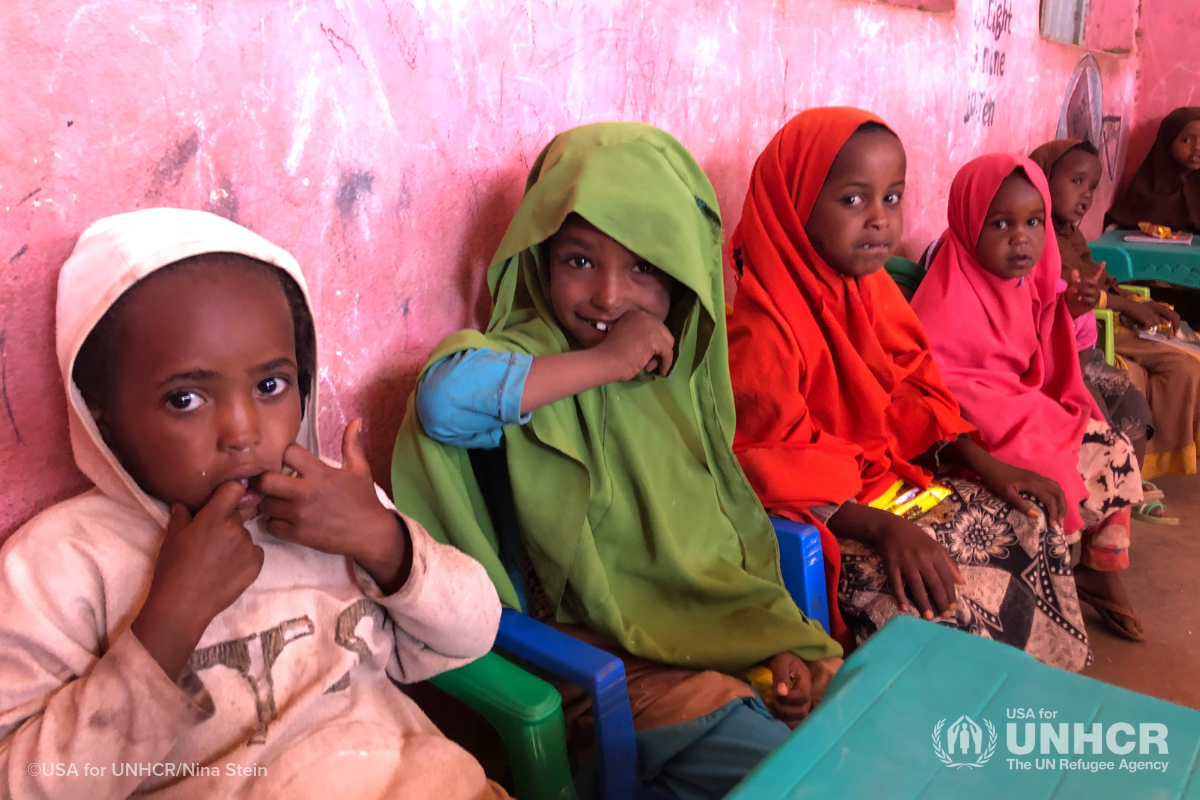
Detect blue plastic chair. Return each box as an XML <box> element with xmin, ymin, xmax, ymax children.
<box><xmin>468</xmin><ymin>444</ymin><xmax>830</xmax><ymax>800</ymax></box>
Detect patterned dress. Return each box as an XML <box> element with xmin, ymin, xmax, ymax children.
<box><xmin>1079</xmin><ymin>348</ymin><xmax>1154</xmax><ymax>452</ymax></box>
<box><xmin>836</xmin><ymin>421</ymin><xmax>1142</xmax><ymax>672</ymax></box>
<box><xmin>838</xmin><ymin>479</ymin><xmax>1091</xmax><ymax>672</ymax></box>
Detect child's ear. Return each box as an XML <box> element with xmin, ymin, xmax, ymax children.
<box><xmin>84</xmin><ymin>397</ymin><xmax>114</xmax><ymax>440</ymax></box>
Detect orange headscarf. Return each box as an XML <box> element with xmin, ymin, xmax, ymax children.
<box><xmin>727</xmin><ymin>107</ymin><xmax>974</xmax><ymax>646</ymax></box>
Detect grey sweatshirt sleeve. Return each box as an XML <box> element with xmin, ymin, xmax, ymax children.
<box><xmin>0</xmin><ymin>525</ymin><xmax>212</xmax><ymax>800</ymax></box>
<box><xmin>352</xmin><ymin>489</ymin><xmax>501</xmax><ymax>685</ymax></box>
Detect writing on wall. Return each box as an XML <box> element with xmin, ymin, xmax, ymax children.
<box><xmin>0</xmin><ymin>0</ymin><xmax>1140</xmax><ymax>539</ymax></box>
<box><xmin>964</xmin><ymin>0</ymin><xmax>1014</xmax><ymax>127</ymax></box>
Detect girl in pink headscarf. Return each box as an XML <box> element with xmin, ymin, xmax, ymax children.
<box><xmin>912</xmin><ymin>154</ymin><xmax>1146</xmax><ymax>642</ymax></box>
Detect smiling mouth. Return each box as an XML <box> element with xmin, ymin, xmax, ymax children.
<box><xmin>858</xmin><ymin>241</ymin><xmax>891</xmax><ymax>253</ymax></box>
<box><xmin>580</xmin><ymin>316</ymin><xmax>614</xmax><ymax>333</ymax></box>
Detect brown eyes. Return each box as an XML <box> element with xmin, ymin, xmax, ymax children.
<box><xmin>838</xmin><ymin>193</ymin><xmax>901</xmax><ymax>206</ymax></box>
<box><xmin>166</xmin><ymin>391</ymin><xmax>203</xmax><ymax>412</ymax></box>
<box><xmin>257</xmin><ymin>377</ymin><xmax>289</xmax><ymax>398</ymax></box>
<box><xmin>991</xmin><ymin>217</ymin><xmax>1043</xmax><ymax>230</ymax></box>
<box><xmin>162</xmin><ymin>378</ymin><xmax>289</xmax><ymax>414</ymax></box>
<box><xmin>564</xmin><ymin>255</ymin><xmax>658</xmax><ymax>275</ymax></box>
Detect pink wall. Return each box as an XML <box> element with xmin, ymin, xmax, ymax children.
<box><xmin>1084</xmin><ymin>0</ymin><xmax>1138</xmax><ymax>54</ymax></box>
<box><xmin>1121</xmin><ymin>2</ymin><xmax>1200</xmax><ymax>188</ymax></box>
<box><xmin>0</xmin><ymin>0</ymin><xmax>1140</xmax><ymax>538</ymax></box>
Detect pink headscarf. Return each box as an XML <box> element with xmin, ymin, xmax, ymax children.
<box><xmin>911</xmin><ymin>153</ymin><xmax>1102</xmax><ymax>535</ymax></box>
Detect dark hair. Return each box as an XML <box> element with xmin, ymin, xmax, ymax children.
<box><xmin>1049</xmin><ymin>141</ymin><xmax>1100</xmax><ymax>178</ymax></box>
<box><xmin>855</xmin><ymin>121</ymin><xmax>898</xmax><ymax>138</ymax></box>
<box><xmin>73</xmin><ymin>253</ymin><xmax>317</xmax><ymax>414</ymax></box>
<box><xmin>991</xmin><ymin>168</ymin><xmax>1045</xmax><ymax>211</ymax></box>
<box><xmin>1069</xmin><ymin>140</ymin><xmax>1100</xmax><ymax>156</ymax></box>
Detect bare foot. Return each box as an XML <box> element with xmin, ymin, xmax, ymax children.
<box><xmin>1074</xmin><ymin>565</ymin><xmax>1130</xmax><ymax>607</ymax></box>
<box><xmin>1074</xmin><ymin>565</ymin><xmax>1145</xmax><ymax>641</ymax></box>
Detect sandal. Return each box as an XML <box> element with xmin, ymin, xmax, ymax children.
<box><xmin>1076</xmin><ymin>587</ymin><xmax>1147</xmax><ymax>642</ymax></box>
<box><xmin>1132</xmin><ymin>499</ymin><xmax>1180</xmax><ymax>525</ymax></box>
<box><xmin>1140</xmin><ymin>481</ymin><xmax>1165</xmax><ymax>503</ymax></box>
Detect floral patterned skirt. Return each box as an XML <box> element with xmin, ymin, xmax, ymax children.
<box><xmin>838</xmin><ymin>478</ymin><xmax>1092</xmax><ymax>672</ymax></box>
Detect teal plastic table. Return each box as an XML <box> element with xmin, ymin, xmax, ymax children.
<box><xmin>726</xmin><ymin>616</ymin><xmax>1200</xmax><ymax>799</ymax></box>
<box><xmin>1089</xmin><ymin>229</ymin><xmax>1200</xmax><ymax>288</ymax></box>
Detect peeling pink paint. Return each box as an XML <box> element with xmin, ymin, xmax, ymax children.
<box><xmin>0</xmin><ymin>0</ymin><xmax>1160</xmax><ymax>538</ymax></box>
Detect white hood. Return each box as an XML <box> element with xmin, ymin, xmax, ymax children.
<box><xmin>56</xmin><ymin>208</ymin><xmax>320</xmax><ymax>526</ymax></box>
<box><xmin>1</xmin><ymin>208</ymin><xmax>505</xmax><ymax>800</ymax></box>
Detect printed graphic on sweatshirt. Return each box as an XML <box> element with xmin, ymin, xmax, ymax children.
<box><xmin>189</xmin><ymin>616</ymin><xmax>316</xmax><ymax>744</ymax></box>
<box><xmin>188</xmin><ymin>600</ymin><xmax>387</xmax><ymax>744</ymax></box>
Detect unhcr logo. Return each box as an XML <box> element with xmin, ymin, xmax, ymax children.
<box><xmin>932</xmin><ymin>715</ymin><xmax>998</xmax><ymax>768</ymax></box>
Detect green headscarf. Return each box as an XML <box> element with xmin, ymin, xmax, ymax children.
<box><xmin>391</xmin><ymin>122</ymin><xmax>840</xmax><ymax>670</ymax></box>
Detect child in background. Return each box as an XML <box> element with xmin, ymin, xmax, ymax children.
<box><xmin>912</xmin><ymin>155</ymin><xmax>1146</xmax><ymax>642</ymax></box>
<box><xmin>391</xmin><ymin>122</ymin><xmax>842</xmax><ymax>800</ymax></box>
<box><xmin>1058</xmin><ymin>264</ymin><xmax>1152</xmax><ymax>456</ymax></box>
<box><xmin>1033</xmin><ymin>138</ymin><xmax>1200</xmax><ymax>508</ymax></box>
<box><xmin>1030</xmin><ymin>142</ymin><xmax>1155</xmax><ymax>468</ymax></box>
<box><xmin>726</xmin><ymin>107</ymin><xmax>1090</xmax><ymax>671</ymax></box>
<box><xmin>0</xmin><ymin>209</ymin><xmax>506</xmax><ymax>800</ymax></box>
<box><xmin>1107</xmin><ymin>107</ymin><xmax>1200</xmax><ymax>233</ymax></box>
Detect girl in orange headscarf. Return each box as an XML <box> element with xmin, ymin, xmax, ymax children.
<box><xmin>728</xmin><ymin>108</ymin><xmax>1090</xmax><ymax>671</ymax></box>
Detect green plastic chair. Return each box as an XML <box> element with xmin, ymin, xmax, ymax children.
<box><xmin>1094</xmin><ymin>308</ymin><xmax>1116</xmax><ymax>366</ymax></box>
<box><xmin>431</xmin><ymin>652</ymin><xmax>577</xmax><ymax>800</ymax></box>
<box><xmin>883</xmin><ymin>255</ymin><xmax>925</xmax><ymax>297</ymax></box>
<box><xmin>1093</xmin><ymin>284</ymin><xmax>1151</xmax><ymax>366</ymax></box>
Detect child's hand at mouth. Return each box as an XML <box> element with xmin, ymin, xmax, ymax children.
<box><xmin>258</xmin><ymin>419</ymin><xmax>413</xmax><ymax>593</ymax></box>
<box><xmin>517</xmin><ymin>308</ymin><xmax>676</xmax><ymax>414</ymax></box>
<box><xmin>592</xmin><ymin>308</ymin><xmax>675</xmax><ymax>381</ymax></box>
<box><xmin>132</xmin><ymin>480</ymin><xmax>265</xmax><ymax>680</ymax></box>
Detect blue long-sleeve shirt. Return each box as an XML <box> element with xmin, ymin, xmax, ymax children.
<box><xmin>415</xmin><ymin>348</ymin><xmax>533</xmax><ymax>449</ymax></box>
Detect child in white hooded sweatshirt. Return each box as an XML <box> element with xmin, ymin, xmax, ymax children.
<box><xmin>0</xmin><ymin>208</ymin><xmax>508</xmax><ymax>800</ymax></box>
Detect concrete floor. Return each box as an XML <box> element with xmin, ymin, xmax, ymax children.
<box><xmin>1081</xmin><ymin>472</ymin><xmax>1200</xmax><ymax>709</ymax></box>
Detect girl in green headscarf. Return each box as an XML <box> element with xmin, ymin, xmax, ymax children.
<box><xmin>391</xmin><ymin>123</ymin><xmax>841</xmax><ymax>799</ymax></box>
